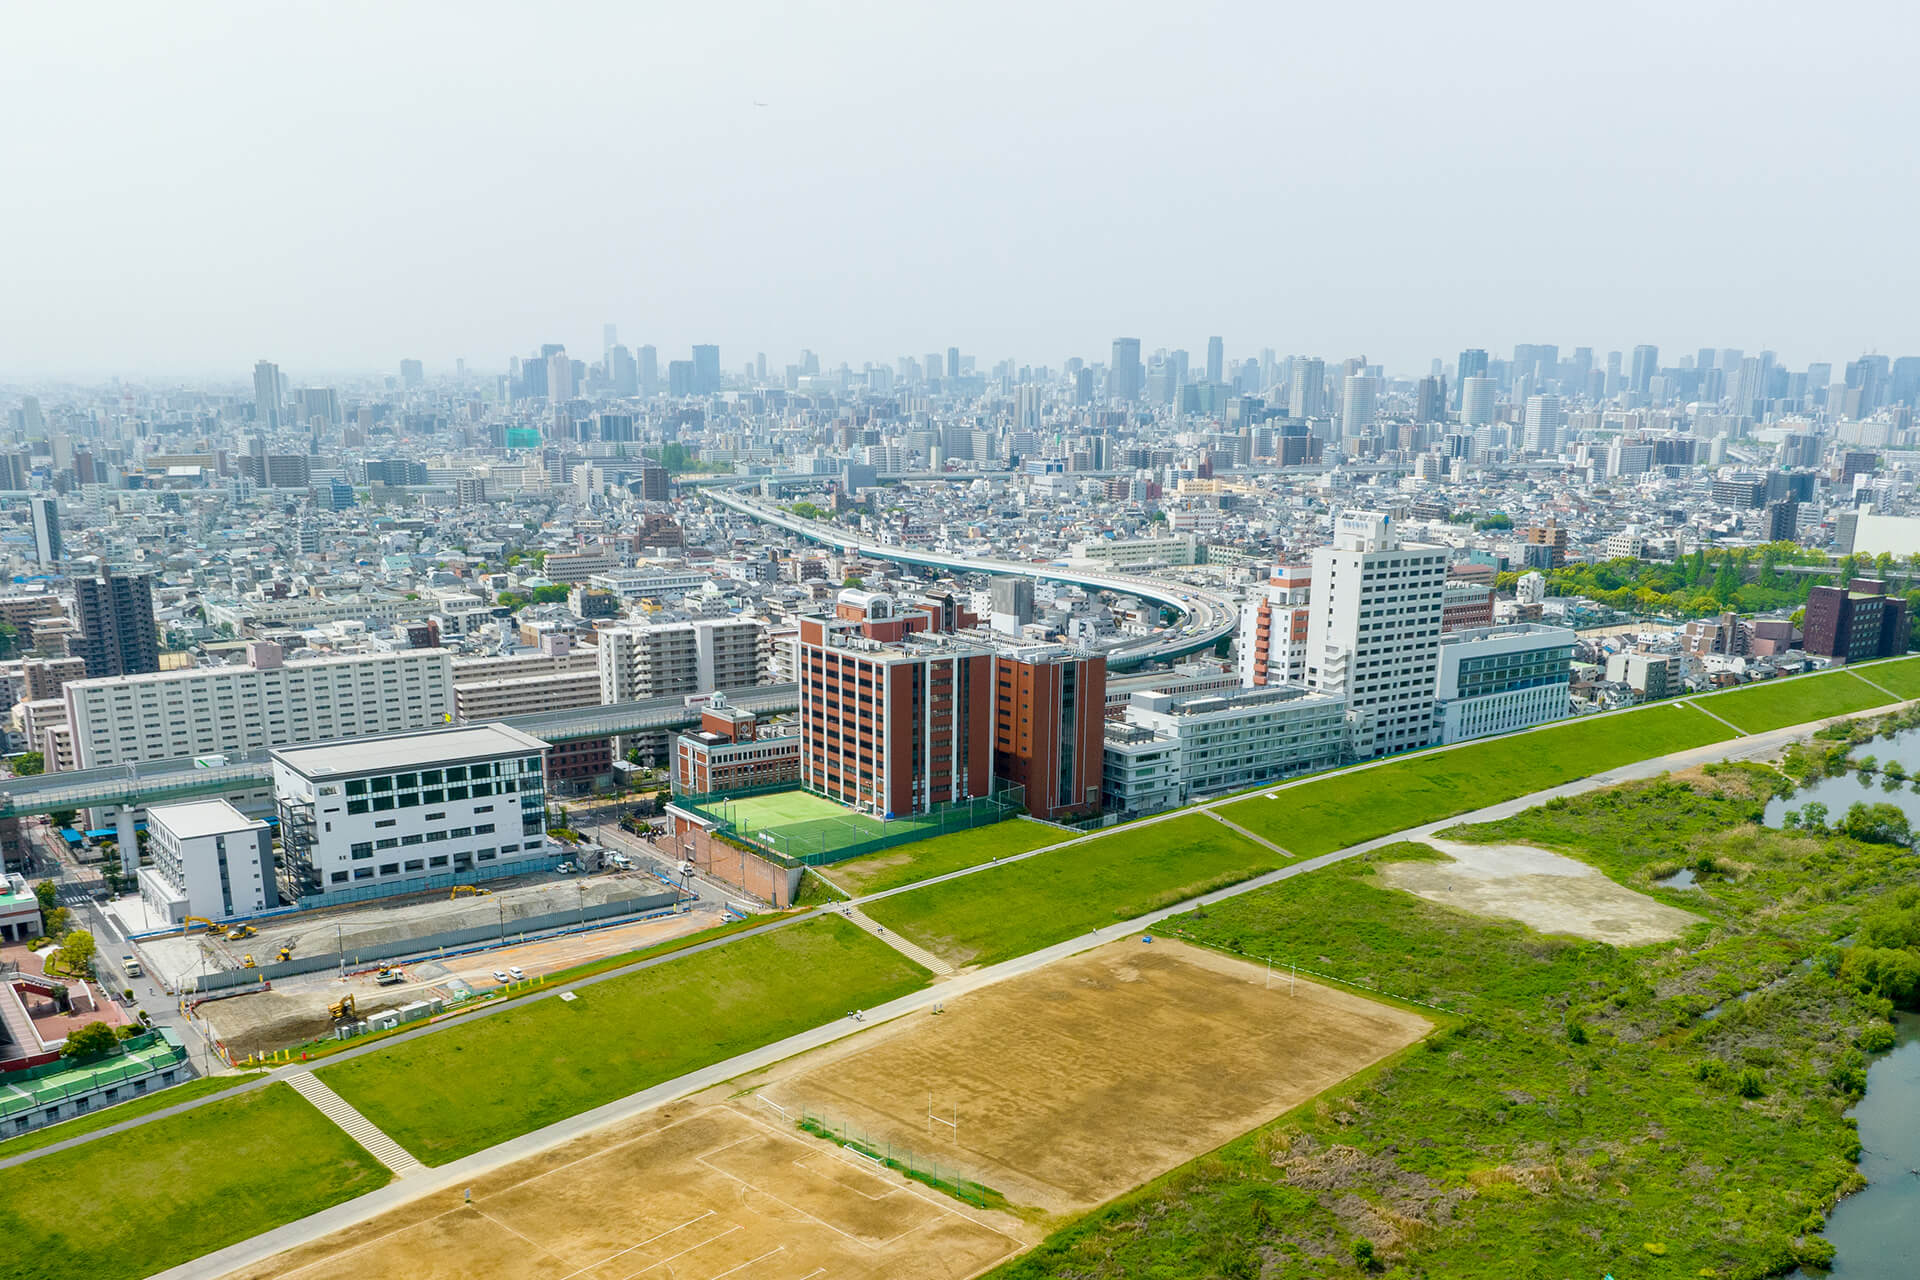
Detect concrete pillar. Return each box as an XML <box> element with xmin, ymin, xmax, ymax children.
<box><xmin>115</xmin><ymin>805</ymin><xmax>138</xmax><ymax>877</ymax></box>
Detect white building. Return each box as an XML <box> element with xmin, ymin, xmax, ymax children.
<box><xmin>1101</xmin><ymin>723</ymin><xmax>1183</xmax><ymax>816</ymax></box>
<box><xmin>1067</xmin><ymin>535</ymin><xmax>1200</xmax><ymax>568</ymax></box>
<box><xmin>63</xmin><ymin>642</ymin><xmax>456</xmax><ymax>771</ymax></box>
<box><xmin>1435</xmin><ymin>624</ymin><xmax>1577</xmax><ymax>745</ymax></box>
<box><xmin>272</xmin><ymin>724</ymin><xmax>551</xmax><ymax>902</ymax></box>
<box><xmin>1237</xmin><ymin>564</ymin><xmax>1313</xmax><ymax>688</ymax></box>
<box><xmin>1306</xmin><ymin>510</ymin><xmax>1446</xmax><ymax>757</ymax></box>
<box><xmin>1117</xmin><ymin>683</ymin><xmax>1347</xmax><ymax>802</ymax></box>
<box><xmin>597</xmin><ymin>618</ymin><xmax>765</xmax><ymax>703</ymax></box>
<box><xmin>138</xmin><ymin>800</ymin><xmax>276</xmax><ymax>925</ymax></box>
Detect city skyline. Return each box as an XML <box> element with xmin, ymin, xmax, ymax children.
<box><xmin>7</xmin><ymin>2</ymin><xmax>1920</xmax><ymax>376</ymax></box>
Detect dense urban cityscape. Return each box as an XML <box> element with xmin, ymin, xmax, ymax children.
<box><xmin>7</xmin><ymin>3</ymin><xmax>1920</xmax><ymax>1277</ymax></box>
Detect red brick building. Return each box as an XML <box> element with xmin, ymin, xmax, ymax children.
<box><xmin>1804</xmin><ymin>578</ymin><xmax>1909</xmax><ymax>664</ymax></box>
<box><xmin>798</xmin><ymin>593</ymin><xmax>994</xmax><ymax>818</ymax></box>
<box><xmin>673</xmin><ymin>703</ymin><xmax>800</xmax><ymax>797</ymax></box>
<box><xmin>993</xmin><ymin>645</ymin><xmax>1106</xmax><ymax>821</ymax></box>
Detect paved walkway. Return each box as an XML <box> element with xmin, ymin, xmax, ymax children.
<box><xmin>1206</xmin><ymin>809</ymin><xmax>1294</xmax><ymax>859</ymax></box>
<box><xmin>1682</xmin><ymin>699</ymin><xmax>1749</xmax><ymax>736</ymax></box>
<box><xmin>836</xmin><ymin>905</ymin><xmax>955</xmax><ymax>975</ymax></box>
<box><xmin>284</xmin><ymin>1071</ymin><xmax>425</xmax><ymax>1178</ymax></box>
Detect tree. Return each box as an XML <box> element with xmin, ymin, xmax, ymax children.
<box><xmin>10</xmin><ymin>751</ymin><xmax>42</xmax><ymax>777</ymax></box>
<box><xmin>1801</xmin><ymin>801</ymin><xmax>1828</xmax><ymax>831</ymax></box>
<box><xmin>54</xmin><ymin>929</ymin><xmax>95</xmax><ymax>976</ymax></box>
<box><xmin>1712</xmin><ymin>552</ymin><xmax>1740</xmax><ymax>604</ymax></box>
<box><xmin>842</xmin><ymin>575</ymin><xmax>863</xmax><ymax>589</ymax></box>
<box><xmin>48</xmin><ymin>809</ymin><xmax>77</xmax><ymax>829</ymax></box>
<box><xmin>60</xmin><ymin>1021</ymin><xmax>118</xmax><ymax>1061</ymax></box>
<box><xmin>1842</xmin><ymin>802</ymin><xmax>1911</xmax><ymax>846</ymax></box>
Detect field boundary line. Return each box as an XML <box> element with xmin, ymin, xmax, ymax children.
<box><xmin>1848</xmin><ymin>669</ymin><xmax>1904</xmax><ymax>703</ymax></box>
<box><xmin>1683</xmin><ymin>700</ymin><xmax>1750</xmax><ymax>736</ymax></box>
<box><xmin>552</xmin><ymin>1211</ymin><xmax>716</xmax><ymax>1280</ymax></box>
<box><xmin>1205</xmin><ymin>810</ymin><xmax>1294</xmax><ymax>859</ymax></box>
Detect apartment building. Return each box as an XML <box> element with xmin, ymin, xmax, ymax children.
<box><xmin>137</xmin><ymin>800</ymin><xmax>276</xmax><ymax>925</ymax></box>
<box><xmin>1117</xmin><ymin>684</ymin><xmax>1347</xmax><ymax>801</ymax></box>
<box><xmin>1435</xmin><ymin>624</ymin><xmax>1577</xmax><ymax>744</ymax></box>
<box><xmin>1804</xmin><ymin>577</ymin><xmax>1909</xmax><ymax>663</ymax></box>
<box><xmin>1238</xmin><ymin>564</ymin><xmax>1311</xmax><ymax>687</ymax></box>
<box><xmin>797</xmin><ymin>594</ymin><xmax>994</xmax><ymax>817</ymax></box>
<box><xmin>72</xmin><ymin>571</ymin><xmax>159</xmax><ymax>678</ymax></box>
<box><xmin>1306</xmin><ymin>511</ymin><xmax>1447</xmax><ymax>757</ymax></box>
<box><xmin>993</xmin><ymin>645</ymin><xmax>1106</xmax><ymax>821</ymax></box>
<box><xmin>1067</xmin><ymin>534</ymin><xmax>1200</xmax><ymax>568</ymax></box>
<box><xmin>63</xmin><ymin>642</ymin><xmax>455</xmax><ymax>770</ymax></box>
<box><xmin>273</xmin><ymin>724</ymin><xmax>550</xmax><ymax>901</ymax></box>
<box><xmin>453</xmin><ymin>669</ymin><xmax>601</xmax><ymax>722</ymax></box>
<box><xmin>597</xmin><ymin>617</ymin><xmax>765</xmax><ymax>703</ymax></box>
<box><xmin>1440</xmin><ymin>581</ymin><xmax>1495</xmax><ymax>632</ymax></box>
<box><xmin>450</xmin><ymin>635</ymin><xmax>597</xmax><ymax>685</ymax></box>
<box><xmin>672</xmin><ymin>703</ymin><xmax>801</xmax><ymax>796</ymax></box>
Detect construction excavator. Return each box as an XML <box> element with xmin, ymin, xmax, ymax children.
<box><xmin>226</xmin><ymin>924</ymin><xmax>257</xmax><ymax>940</ymax></box>
<box><xmin>181</xmin><ymin>917</ymin><xmax>217</xmax><ymax>934</ymax></box>
<box><xmin>449</xmin><ymin>885</ymin><xmax>492</xmax><ymax>900</ymax></box>
<box><xmin>328</xmin><ymin>993</ymin><xmax>357</xmax><ymax>1021</ymax></box>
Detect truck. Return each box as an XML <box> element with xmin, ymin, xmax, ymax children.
<box><xmin>120</xmin><ymin>954</ymin><xmax>143</xmax><ymax>978</ymax></box>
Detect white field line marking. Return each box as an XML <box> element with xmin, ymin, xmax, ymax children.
<box><xmin>626</xmin><ymin>1224</ymin><xmax>742</xmax><ymax>1275</ymax></box>
<box><xmin>698</xmin><ymin>1246</ymin><xmax>786</xmax><ymax>1280</ymax></box>
<box><xmin>553</xmin><ymin>1210</ymin><xmax>716</xmax><ymax>1280</ymax></box>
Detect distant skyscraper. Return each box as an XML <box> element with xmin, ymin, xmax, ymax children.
<box><xmin>1605</xmin><ymin>351</ymin><xmax>1623</xmax><ymax>396</ymax></box>
<box><xmin>1289</xmin><ymin>357</ymin><xmax>1326</xmax><ymax>418</ymax></box>
<box><xmin>946</xmin><ymin>347</ymin><xmax>961</xmax><ymax>380</ymax></box>
<box><xmin>1462</xmin><ymin>376</ymin><xmax>1497</xmax><ymax>427</ymax></box>
<box><xmin>73</xmin><ymin>570</ymin><xmax>159</xmax><ymax>679</ymax></box>
<box><xmin>608</xmin><ymin>345</ymin><xmax>637</xmax><ymax>395</ymax></box>
<box><xmin>399</xmin><ymin>359</ymin><xmax>424</xmax><ymax>389</ymax></box>
<box><xmin>1455</xmin><ymin>348</ymin><xmax>1488</xmax><ymax>409</ymax></box>
<box><xmin>1341</xmin><ymin>374</ymin><xmax>1376</xmax><ymax>438</ymax></box>
<box><xmin>1523</xmin><ymin>395</ymin><xmax>1564</xmax><ymax>453</ymax></box>
<box><xmin>638</xmin><ymin>345</ymin><xmax>659</xmax><ymax>397</ymax></box>
<box><xmin>602</xmin><ymin>323</ymin><xmax>618</xmax><ymax>357</ymax></box>
<box><xmin>1630</xmin><ymin>344</ymin><xmax>1659</xmax><ymax>394</ymax></box>
<box><xmin>1109</xmin><ymin>338</ymin><xmax>1144</xmax><ymax>402</ymax></box>
<box><xmin>547</xmin><ymin>350</ymin><xmax>574</xmax><ymax>402</ymax></box>
<box><xmin>1206</xmin><ymin>336</ymin><xmax>1223</xmax><ymax>385</ymax></box>
<box><xmin>1414</xmin><ymin>376</ymin><xmax>1446</xmax><ymax>423</ymax></box>
<box><xmin>692</xmin><ymin>345</ymin><xmax>721</xmax><ymax>395</ymax></box>
<box><xmin>253</xmin><ymin>360</ymin><xmax>283</xmax><ymax>428</ymax></box>
<box><xmin>29</xmin><ymin>495</ymin><xmax>60</xmax><ymax>566</ymax></box>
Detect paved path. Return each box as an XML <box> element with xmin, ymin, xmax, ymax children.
<box><xmin>1682</xmin><ymin>699</ymin><xmax>1749</xmax><ymax>736</ymax></box>
<box><xmin>284</xmin><ymin>1071</ymin><xmax>426</xmax><ymax>1178</ymax></box>
<box><xmin>1206</xmin><ymin>809</ymin><xmax>1295</xmax><ymax>860</ymax></box>
<box><xmin>837</xmin><ymin>905</ymin><xmax>955</xmax><ymax>975</ymax></box>
<box><xmin>148</xmin><ymin>694</ymin><xmax>1912</xmax><ymax>1280</ymax></box>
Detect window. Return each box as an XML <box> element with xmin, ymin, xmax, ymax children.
<box><xmin>421</xmin><ymin>770</ymin><xmax>442</xmax><ymax>784</ymax></box>
<box><xmin>474</xmin><ymin>804</ymin><xmax>494</xmax><ymax>814</ymax></box>
<box><xmin>403</xmin><ymin>859</ymin><xmax>425</xmax><ymax>872</ymax></box>
<box><xmin>401</xmin><ymin>834</ymin><xmax>423</xmax><ymax>846</ymax></box>
<box><xmin>475</xmin><ymin>823</ymin><xmax>495</xmax><ymax>835</ymax></box>
<box><xmin>379</xmin><ymin>863</ymin><xmax>399</xmax><ymax>875</ymax></box>
<box><xmin>500</xmin><ymin>843</ymin><xmax>519</xmax><ymax>855</ymax></box>
<box><xmin>425</xmin><ymin>812</ymin><xmax>446</xmax><ymax>821</ymax></box>
<box><xmin>477</xmin><ymin>849</ymin><xmax>497</xmax><ymax>861</ymax></box>
<box><xmin>330</xmin><ymin>871</ymin><xmax>348</xmax><ymax>884</ymax></box>
<box><xmin>396</xmin><ymin>773</ymin><xmax>417</xmax><ymax>789</ymax></box>
<box><xmin>451</xmin><ymin>827</ymin><xmax>473</xmax><ymax>839</ymax></box>
<box><xmin>376</xmin><ymin>837</ymin><xmax>399</xmax><ymax>850</ymax></box>
<box><xmin>428</xmin><ymin>855</ymin><xmax>449</xmax><ymax>868</ymax></box>
<box><xmin>375</xmin><ymin>818</ymin><xmax>397</xmax><ymax>829</ymax></box>
<box><xmin>347</xmin><ymin>799</ymin><xmax>369</xmax><ymax>815</ymax></box>
<box><xmin>370</xmin><ymin>776</ymin><xmax>393</xmax><ymax>792</ymax></box>
<box><xmin>350</xmin><ymin>842</ymin><xmax>373</xmax><ymax>860</ymax></box>
<box><xmin>444</xmin><ymin>765</ymin><xmax>466</xmax><ymax>781</ymax></box>
<box><xmin>426</xmin><ymin>830</ymin><xmax>447</xmax><ymax>842</ymax></box>
<box><xmin>345</xmin><ymin>779</ymin><xmax>367</xmax><ymax>796</ymax></box>
<box><xmin>372</xmin><ymin>795</ymin><xmax>394</xmax><ymax>811</ymax></box>
<box><xmin>353</xmin><ymin>868</ymin><xmax>374</xmax><ymax>881</ymax></box>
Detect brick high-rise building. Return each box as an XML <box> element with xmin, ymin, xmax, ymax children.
<box><xmin>993</xmin><ymin>645</ymin><xmax>1106</xmax><ymax>822</ymax></box>
<box><xmin>797</xmin><ymin>592</ymin><xmax>993</xmax><ymax>818</ymax></box>
<box><xmin>1804</xmin><ymin>578</ymin><xmax>1909</xmax><ymax>664</ymax></box>
<box><xmin>1519</xmin><ymin>519</ymin><xmax>1569</xmax><ymax>569</ymax></box>
<box><xmin>72</xmin><ymin>571</ymin><xmax>159</xmax><ymax>679</ymax></box>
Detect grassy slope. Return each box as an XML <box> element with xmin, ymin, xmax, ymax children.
<box><xmin>1697</xmin><ymin>668</ymin><xmax>1889</xmax><ymax>733</ymax></box>
<box><xmin>862</xmin><ymin>813</ymin><xmax>1276</xmax><ymax>967</ymax></box>
<box><xmin>319</xmin><ymin>916</ymin><xmax>928</xmax><ymax>1165</ymax></box>
<box><xmin>1220</xmin><ymin>700</ymin><xmax>1733</xmax><ymax>856</ymax></box>
<box><xmin>1845</xmin><ymin>653</ymin><xmax>1920</xmax><ymax>700</ymax></box>
<box><xmin>829</xmin><ymin>818</ymin><xmax>1069</xmax><ymax>895</ymax></box>
<box><xmin>994</xmin><ymin>776</ymin><xmax>1902</xmax><ymax>1280</ymax></box>
<box><xmin>0</xmin><ymin>1084</ymin><xmax>388</xmax><ymax>1280</ymax></box>
<box><xmin>0</xmin><ymin>1071</ymin><xmax>264</xmax><ymax>1162</ymax></box>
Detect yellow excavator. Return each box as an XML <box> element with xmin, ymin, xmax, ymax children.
<box><xmin>449</xmin><ymin>885</ymin><xmax>492</xmax><ymax>900</ymax></box>
<box><xmin>274</xmin><ymin>945</ymin><xmax>295</xmax><ymax>963</ymax></box>
<box><xmin>226</xmin><ymin>924</ymin><xmax>257</xmax><ymax>940</ymax></box>
<box><xmin>328</xmin><ymin>993</ymin><xmax>357</xmax><ymax>1021</ymax></box>
<box><xmin>181</xmin><ymin>917</ymin><xmax>217</xmax><ymax>934</ymax></box>
<box><xmin>241</xmin><ymin>954</ymin><xmax>256</xmax><ymax>968</ymax></box>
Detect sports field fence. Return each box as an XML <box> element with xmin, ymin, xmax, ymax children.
<box><xmin>675</xmin><ymin>785</ymin><xmax>1025</xmax><ymax>868</ymax></box>
<box><xmin>796</xmin><ymin>1109</ymin><xmax>1004</xmax><ymax>1209</ymax></box>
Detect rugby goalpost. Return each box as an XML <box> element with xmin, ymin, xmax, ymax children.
<box><xmin>927</xmin><ymin>1093</ymin><xmax>958</xmax><ymax>1142</ymax></box>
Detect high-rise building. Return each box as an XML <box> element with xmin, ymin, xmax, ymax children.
<box><xmin>1522</xmin><ymin>394</ymin><xmax>1564</xmax><ymax>453</ymax></box>
<box><xmin>1109</xmin><ymin>338</ymin><xmax>1144</xmax><ymax>402</ymax></box>
<box><xmin>547</xmin><ymin>349</ymin><xmax>575</xmax><ymax>402</ymax></box>
<box><xmin>29</xmin><ymin>496</ymin><xmax>60</xmax><ymax>566</ymax></box>
<box><xmin>1341</xmin><ymin>375</ymin><xmax>1376</xmax><ymax>439</ymax></box>
<box><xmin>72</xmin><ymin>570</ymin><xmax>159</xmax><ymax>679</ymax></box>
<box><xmin>252</xmin><ymin>360</ymin><xmax>283</xmax><ymax>428</ymax></box>
<box><xmin>1461</xmin><ymin>376</ymin><xmax>1497</xmax><ymax>426</ymax></box>
<box><xmin>399</xmin><ymin>359</ymin><xmax>424</xmax><ymax>388</ymax></box>
<box><xmin>993</xmin><ymin>645</ymin><xmax>1106</xmax><ymax>821</ymax></box>
<box><xmin>637</xmin><ymin>345</ymin><xmax>659</xmax><ymax>397</ymax></box>
<box><xmin>796</xmin><ymin>593</ymin><xmax>993</xmax><ymax>817</ymax></box>
<box><xmin>1206</xmin><ymin>335</ymin><xmax>1224</xmax><ymax>385</ymax></box>
<box><xmin>1289</xmin><ymin>357</ymin><xmax>1326</xmax><ymax>418</ymax></box>
<box><xmin>1414</xmin><ymin>375</ymin><xmax>1446</xmax><ymax>423</ymax></box>
<box><xmin>1804</xmin><ymin>578</ymin><xmax>1909</xmax><ymax>664</ymax></box>
<box><xmin>1306</xmin><ymin>511</ymin><xmax>1447</xmax><ymax>757</ymax></box>
<box><xmin>1434</xmin><ymin>624</ymin><xmax>1576</xmax><ymax>744</ymax></box>
<box><xmin>597</xmin><ymin>618</ymin><xmax>765</xmax><ymax>703</ymax></box>
<box><xmin>1238</xmin><ymin>564</ymin><xmax>1312</xmax><ymax>687</ymax></box>
<box><xmin>692</xmin><ymin>345</ymin><xmax>722</xmax><ymax>395</ymax></box>
<box><xmin>608</xmin><ymin>345</ymin><xmax>638</xmax><ymax>395</ymax></box>
<box><xmin>296</xmin><ymin>386</ymin><xmax>340</xmax><ymax>427</ymax></box>
<box><xmin>1630</xmin><ymin>344</ymin><xmax>1660</xmax><ymax>394</ymax></box>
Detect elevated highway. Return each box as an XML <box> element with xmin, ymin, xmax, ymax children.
<box><xmin>705</xmin><ymin>488</ymin><xmax>1236</xmax><ymax>669</ymax></box>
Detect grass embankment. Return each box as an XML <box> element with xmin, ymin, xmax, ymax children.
<box><xmin>1856</xmin><ymin>653</ymin><xmax>1920</xmax><ymax>700</ymax></box>
<box><xmin>0</xmin><ymin>1084</ymin><xmax>389</xmax><ymax>1280</ymax></box>
<box><xmin>830</xmin><ymin>818</ymin><xmax>1068</xmax><ymax>896</ymax></box>
<box><xmin>1219</xmin><ymin>700</ymin><xmax>1734</xmax><ymax>856</ymax></box>
<box><xmin>993</xmin><ymin>771</ymin><xmax>1906</xmax><ymax>1280</ymax></box>
<box><xmin>0</xmin><ymin>1071</ymin><xmax>265</xmax><ymax>1162</ymax></box>
<box><xmin>862</xmin><ymin>814</ymin><xmax>1277</xmax><ymax>967</ymax></box>
<box><xmin>1697</xmin><ymin>667</ymin><xmax>1892</xmax><ymax>734</ymax></box>
<box><xmin>319</xmin><ymin>916</ymin><xmax>928</xmax><ymax>1165</ymax></box>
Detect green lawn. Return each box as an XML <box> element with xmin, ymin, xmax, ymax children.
<box><xmin>1846</xmin><ymin>653</ymin><xmax>1920</xmax><ymax>700</ymax></box>
<box><xmin>0</xmin><ymin>1084</ymin><xmax>388</xmax><ymax>1280</ymax></box>
<box><xmin>993</xmin><ymin>776</ymin><xmax>1906</xmax><ymax>1279</ymax></box>
<box><xmin>0</xmin><ymin>1071</ymin><xmax>263</xmax><ymax>1162</ymax></box>
<box><xmin>829</xmin><ymin>819</ymin><xmax>1070</xmax><ymax>895</ymax></box>
<box><xmin>1694</xmin><ymin>668</ymin><xmax>1891</xmax><ymax>733</ymax></box>
<box><xmin>1218</xmin><ymin>700</ymin><xmax>1734</xmax><ymax>857</ymax></box>
<box><xmin>318</xmin><ymin>916</ymin><xmax>929</xmax><ymax>1165</ymax></box>
<box><xmin>862</xmin><ymin>813</ymin><xmax>1279</xmax><ymax>967</ymax></box>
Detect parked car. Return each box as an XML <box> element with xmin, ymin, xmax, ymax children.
<box><xmin>508</xmin><ymin>966</ymin><xmax>525</xmax><ymax>980</ymax></box>
<box><xmin>555</xmin><ymin>861</ymin><xmax>577</xmax><ymax>874</ymax></box>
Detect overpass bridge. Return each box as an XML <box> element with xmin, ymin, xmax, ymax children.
<box><xmin>0</xmin><ymin>684</ymin><xmax>799</xmax><ymax>820</ymax></box>
<box><xmin>704</xmin><ymin>488</ymin><xmax>1236</xmax><ymax>668</ymax></box>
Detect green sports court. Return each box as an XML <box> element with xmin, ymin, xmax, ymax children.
<box><xmin>695</xmin><ymin>787</ymin><xmax>1022</xmax><ymax>863</ymax></box>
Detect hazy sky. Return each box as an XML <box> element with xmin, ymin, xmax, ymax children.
<box><xmin>5</xmin><ymin>1</ymin><xmax>1917</xmax><ymax>381</ymax></box>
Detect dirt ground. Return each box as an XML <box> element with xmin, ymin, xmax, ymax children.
<box><xmin>201</xmin><ymin>905</ymin><xmax>727</xmax><ymax>1059</ymax></box>
<box><xmin>1381</xmin><ymin>838</ymin><xmax>1699</xmax><ymax>945</ymax></box>
<box><xmin>745</xmin><ymin>939</ymin><xmax>1432</xmax><ymax>1216</ymax></box>
<box><xmin>226</xmin><ymin>1104</ymin><xmax>1029</xmax><ymax>1280</ymax></box>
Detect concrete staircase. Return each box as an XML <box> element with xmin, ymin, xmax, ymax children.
<box><xmin>839</xmin><ymin>907</ymin><xmax>954</xmax><ymax>977</ymax></box>
<box><xmin>284</xmin><ymin>1070</ymin><xmax>426</xmax><ymax>1177</ymax></box>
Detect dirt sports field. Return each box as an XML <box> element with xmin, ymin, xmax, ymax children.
<box><xmin>749</xmin><ymin>938</ymin><xmax>1432</xmax><ymax>1215</ymax></box>
<box><xmin>228</xmin><ymin>939</ymin><xmax>1427</xmax><ymax>1279</ymax></box>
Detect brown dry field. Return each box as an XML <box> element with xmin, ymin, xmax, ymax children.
<box><xmin>746</xmin><ymin>938</ymin><xmax>1432</xmax><ymax>1216</ymax></box>
<box><xmin>228</xmin><ymin>1104</ymin><xmax>1027</xmax><ymax>1280</ymax></box>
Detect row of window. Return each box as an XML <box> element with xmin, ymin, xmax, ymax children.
<box><xmin>326</xmin><ymin>839</ymin><xmax>539</xmax><ymax>884</ymax></box>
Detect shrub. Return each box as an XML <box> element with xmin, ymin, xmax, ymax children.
<box><xmin>1859</xmin><ymin>1022</ymin><xmax>1897</xmax><ymax>1053</ymax></box>
<box><xmin>1735</xmin><ymin>1067</ymin><xmax>1766</xmax><ymax>1098</ymax></box>
<box><xmin>1351</xmin><ymin>1238</ymin><xmax>1381</xmax><ymax>1272</ymax></box>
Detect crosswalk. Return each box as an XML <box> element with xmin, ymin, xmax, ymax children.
<box><xmin>284</xmin><ymin>1071</ymin><xmax>426</xmax><ymax>1177</ymax></box>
